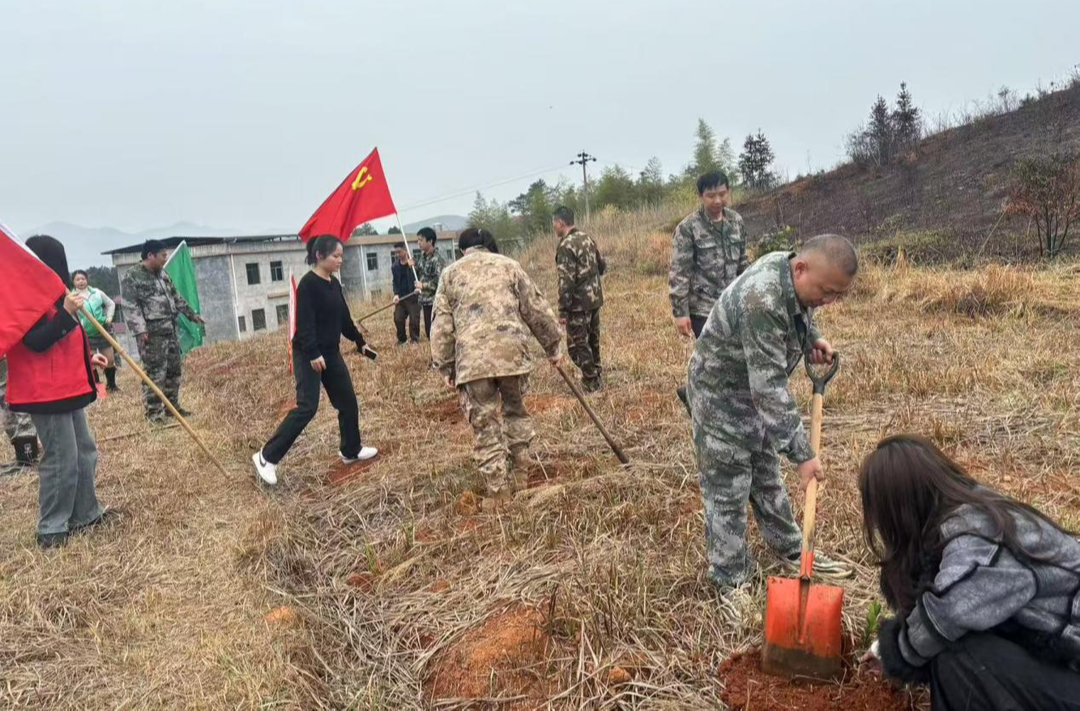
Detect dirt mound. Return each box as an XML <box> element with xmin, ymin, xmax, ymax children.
<box><xmin>426</xmin><ymin>606</ymin><xmax>554</xmax><ymax>707</ymax></box>
<box><xmin>719</xmin><ymin>650</ymin><xmax>911</xmax><ymax>710</ymax></box>
<box><xmin>428</xmin><ymin>398</ymin><xmax>464</xmax><ymax>424</ymax></box>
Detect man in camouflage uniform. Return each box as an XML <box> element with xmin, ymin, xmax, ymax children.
<box><xmin>0</xmin><ymin>356</ymin><xmax>39</xmax><ymax>473</ymax></box>
<box><xmin>670</xmin><ymin>170</ymin><xmax>748</xmax><ymax>409</ymax></box>
<box><xmin>122</xmin><ymin>240</ymin><xmax>205</xmax><ymax>424</ymax></box>
<box><xmin>431</xmin><ymin>228</ymin><xmax>563</xmax><ymax>500</ymax></box>
<box><xmin>415</xmin><ymin>227</ymin><xmax>446</xmax><ymax>341</ymax></box>
<box><xmin>687</xmin><ymin>235</ymin><xmax>858</xmax><ymax>588</ymax></box>
<box><xmin>554</xmin><ymin>206</ymin><xmax>606</xmax><ymax>393</ymax></box>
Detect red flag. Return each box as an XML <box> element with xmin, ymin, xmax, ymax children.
<box><xmin>0</xmin><ymin>222</ymin><xmax>68</xmax><ymax>357</ymax></box>
<box><xmin>298</xmin><ymin>148</ymin><xmax>397</xmax><ymax>243</ymax></box>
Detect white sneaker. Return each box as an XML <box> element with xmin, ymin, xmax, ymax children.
<box><xmin>340</xmin><ymin>447</ymin><xmax>378</xmax><ymax>464</ymax></box>
<box><xmin>252</xmin><ymin>451</ymin><xmax>278</xmax><ymax>486</ymax></box>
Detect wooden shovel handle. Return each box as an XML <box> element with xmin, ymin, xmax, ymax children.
<box><xmin>800</xmin><ymin>392</ymin><xmax>824</xmax><ymax>575</ymax></box>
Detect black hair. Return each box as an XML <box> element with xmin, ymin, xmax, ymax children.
<box><xmin>458</xmin><ymin>227</ymin><xmax>499</xmax><ymax>254</ymax></box>
<box><xmin>72</xmin><ymin>269</ymin><xmax>89</xmax><ymax>281</ymax></box>
<box><xmin>141</xmin><ymin>239</ymin><xmax>167</xmax><ymax>260</ymax></box>
<box><xmin>26</xmin><ymin>235</ymin><xmax>72</xmax><ymax>287</ymax></box>
<box><xmin>800</xmin><ymin>233</ymin><xmax>860</xmax><ymax>278</ymax></box>
<box><xmin>552</xmin><ymin>206</ymin><xmax>575</xmax><ymax>226</ymax></box>
<box><xmin>859</xmin><ymin>434</ymin><xmax>1072</xmax><ymax>616</ymax></box>
<box><xmin>696</xmin><ymin>170</ymin><xmax>730</xmax><ymax>195</ymax></box>
<box><xmin>417</xmin><ymin>227</ymin><xmax>437</xmax><ymax>245</ymax></box>
<box><xmin>306</xmin><ymin>235</ymin><xmax>343</xmax><ymax>266</ymax></box>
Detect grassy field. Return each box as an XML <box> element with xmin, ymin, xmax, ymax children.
<box><xmin>2</xmin><ymin>203</ymin><xmax>1079</xmax><ymax>709</ymax></box>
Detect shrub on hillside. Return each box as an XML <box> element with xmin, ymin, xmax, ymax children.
<box><xmin>861</xmin><ymin>230</ymin><xmax>955</xmax><ymax>265</ymax></box>
<box><xmin>751</xmin><ymin>225</ymin><xmax>797</xmax><ymax>260</ymax></box>
<box><xmin>1006</xmin><ymin>152</ymin><xmax>1080</xmax><ymax>259</ymax></box>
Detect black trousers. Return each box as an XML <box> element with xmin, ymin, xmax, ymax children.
<box><xmin>262</xmin><ymin>349</ymin><xmax>361</xmax><ymax>464</ymax></box>
<box><xmin>929</xmin><ymin>632</ymin><xmax>1080</xmax><ymax>711</ymax></box>
<box><xmin>690</xmin><ymin>314</ymin><xmax>708</xmax><ymax>338</ymax></box>
<box><xmin>422</xmin><ymin>303</ymin><xmax>434</xmax><ymax>340</ymax></box>
<box><xmin>394</xmin><ymin>298</ymin><xmax>420</xmax><ymax>344</ymax></box>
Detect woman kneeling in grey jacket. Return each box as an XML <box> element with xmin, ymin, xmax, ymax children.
<box><xmin>859</xmin><ymin>434</ymin><xmax>1080</xmax><ymax>710</ymax></box>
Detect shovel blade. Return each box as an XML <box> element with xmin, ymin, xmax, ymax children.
<box><xmin>762</xmin><ymin>575</ymin><xmax>844</xmax><ymax>681</ymax></box>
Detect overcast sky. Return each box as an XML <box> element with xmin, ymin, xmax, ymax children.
<box><xmin>2</xmin><ymin>0</ymin><xmax>1077</xmax><ymax>235</ymax></box>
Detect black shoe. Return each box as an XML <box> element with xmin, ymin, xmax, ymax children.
<box><xmin>676</xmin><ymin>385</ymin><xmax>693</xmax><ymax>417</ymax></box>
<box><xmin>36</xmin><ymin>532</ymin><xmax>69</xmax><ymax>550</ymax></box>
<box><xmin>148</xmin><ymin>414</ymin><xmax>168</xmax><ymax>426</ymax></box>
<box><xmin>106</xmin><ymin>384</ymin><xmax>121</xmax><ymax>393</ymax></box>
<box><xmin>72</xmin><ymin>508</ymin><xmax>123</xmax><ymax>533</ymax></box>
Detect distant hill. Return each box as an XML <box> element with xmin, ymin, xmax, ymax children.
<box><xmin>737</xmin><ymin>83</ymin><xmax>1080</xmax><ymax>258</ymax></box>
<box><xmin>25</xmin><ymin>221</ymin><xmax>286</xmax><ymax>269</ymax></box>
<box><xmin>403</xmin><ymin>214</ymin><xmax>468</xmax><ymax>233</ymax></box>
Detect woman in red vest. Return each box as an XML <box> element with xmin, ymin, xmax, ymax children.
<box><xmin>6</xmin><ymin>235</ymin><xmax>115</xmax><ymax>549</ymax></box>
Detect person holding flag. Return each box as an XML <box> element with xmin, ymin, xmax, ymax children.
<box><xmin>253</xmin><ymin>235</ymin><xmax>378</xmax><ymax>486</ymax></box>
<box><xmin>121</xmin><ymin>240</ymin><xmax>205</xmax><ymax>424</ymax></box>
<box><xmin>2</xmin><ymin>234</ymin><xmax>115</xmax><ymax>549</ymax></box>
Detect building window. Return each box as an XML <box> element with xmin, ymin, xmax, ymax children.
<box><xmin>238</xmin><ymin>315</ymin><xmax>247</xmax><ymax>333</ymax></box>
<box><xmin>366</xmin><ymin>251</ymin><xmax>378</xmax><ymax>271</ymax></box>
<box><xmin>252</xmin><ymin>308</ymin><xmax>266</xmax><ymax>331</ymax></box>
<box><xmin>370</xmin><ymin>288</ymin><xmax>383</xmax><ymax>300</ymax></box>
<box><xmin>246</xmin><ymin>263</ymin><xmax>261</xmax><ymax>285</ymax></box>
<box><xmin>275</xmin><ymin>304</ymin><xmax>289</xmax><ymax>325</ymax></box>
<box><xmin>270</xmin><ymin>261</ymin><xmax>284</xmax><ymax>282</ymax></box>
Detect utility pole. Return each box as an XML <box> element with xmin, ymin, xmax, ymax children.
<box><xmin>570</xmin><ymin>150</ymin><xmax>597</xmax><ymax>222</ymax></box>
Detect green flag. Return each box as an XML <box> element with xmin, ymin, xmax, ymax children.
<box><xmin>164</xmin><ymin>241</ymin><xmax>204</xmax><ymax>354</ymax></box>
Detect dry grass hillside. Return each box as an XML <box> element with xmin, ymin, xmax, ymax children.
<box><xmin>2</xmin><ymin>203</ymin><xmax>1080</xmax><ymax>708</ymax></box>
<box><xmin>737</xmin><ymin>83</ymin><xmax>1080</xmax><ymax>259</ymax></box>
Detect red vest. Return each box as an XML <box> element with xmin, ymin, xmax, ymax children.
<box><xmin>6</xmin><ymin>307</ymin><xmax>95</xmax><ymax>408</ymax></box>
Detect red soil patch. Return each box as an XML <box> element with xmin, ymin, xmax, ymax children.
<box><xmin>327</xmin><ymin>453</ymin><xmax>382</xmax><ymax>487</ymax></box>
<box><xmin>346</xmin><ymin>572</ymin><xmax>375</xmax><ymax>592</ymax></box>
<box><xmin>426</xmin><ymin>606</ymin><xmax>554</xmax><ymax>707</ymax></box>
<box><xmin>525</xmin><ymin>394</ymin><xmax>575</xmax><ymax>414</ymax></box>
<box><xmin>429</xmin><ymin>579</ymin><xmax>451</xmax><ymax>593</ymax></box>
<box><xmin>719</xmin><ymin>650</ymin><xmax>911</xmax><ymax>711</ymax></box>
<box><xmin>428</xmin><ymin>398</ymin><xmax>465</xmax><ymax>424</ymax></box>
<box><xmin>454</xmin><ymin>491</ymin><xmax>482</xmax><ymax>516</ymax></box>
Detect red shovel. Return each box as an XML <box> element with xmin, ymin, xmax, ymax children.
<box><xmin>761</xmin><ymin>355</ymin><xmax>844</xmax><ymax>681</ymax></box>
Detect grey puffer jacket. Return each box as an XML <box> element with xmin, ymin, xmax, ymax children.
<box><xmin>879</xmin><ymin>503</ymin><xmax>1080</xmax><ymax>681</ymax></box>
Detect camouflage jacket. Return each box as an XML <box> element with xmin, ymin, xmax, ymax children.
<box><xmin>121</xmin><ymin>263</ymin><xmax>196</xmax><ymax>336</ymax></box>
<box><xmin>669</xmin><ymin>207</ymin><xmax>748</xmax><ymax>318</ymax></box>
<box><xmin>556</xmin><ymin>228</ymin><xmax>606</xmax><ymax>316</ymax></box>
<box><xmin>686</xmin><ymin>251</ymin><xmax>824</xmax><ymax>464</ymax></box>
<box><xmin>416</xmin><ymin>249</ymin><xmax>446</xmax><ymax>306</ymax></box>
<box><xmin>430</xmin><ymin>247</ymin><xmax>562</xmax><ymax>385</ymax></box>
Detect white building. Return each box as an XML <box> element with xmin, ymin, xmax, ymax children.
<box><xmin>107</xmin><ymin>232</ymin><xmax>459</xmax><ymax>346</ymax></box>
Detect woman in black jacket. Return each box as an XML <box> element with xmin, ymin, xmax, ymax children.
<box><xmin>6</xmin><ymin>236</ymin><xmax>114</xmax><ymax>549</ymax></box>
<box><xmin>252</xmin><ymin>235</ymin><xmax>377</xmax><ymax>485</ymax></box>
<box><xmin>859</xmin><ymin>435</ymin><xmax>1080</xmax><ymax>710</ymax></box>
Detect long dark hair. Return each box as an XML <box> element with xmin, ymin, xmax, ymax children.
<box><xmin>458</xmin><ymin>227</ymin><xmax>499</xmax><ymax>254</ymax></box>
<box><xmin>26</xmin><ymin>235</ymin><xmax>72</xmax><ymax>288</ymax></box>
<box><xmin>306</xmin><ymin>235</ymin><xmax>343</xmax><ymax>266</ymax></box>
<box><xmin>859</xmin><ymin>434</ymin><xmax>1070</xmax><ymax>615</ymax></box>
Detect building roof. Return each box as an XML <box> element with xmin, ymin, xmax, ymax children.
<box><xmin>103</xmin><ymin>232</ymin><xmax>451</xmax><ymax>256</ymax></box>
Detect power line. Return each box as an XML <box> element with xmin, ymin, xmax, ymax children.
<box><xmin>396</xmin><ymin>162</ymin><xmax>571</xmax><ymax>215</ymax></box>
<box><xmin>570</xmin><ymin>151</ymin><xmax>597</xmax><ymax>222</ymax></box>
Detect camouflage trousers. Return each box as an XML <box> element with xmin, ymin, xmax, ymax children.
<box><xmin>566</xmin><ymin>308</ymin><xmax>602</xmax><ymax>389</ymax></box>
<box><xmin>459</xmin><ymin>375</ymin><xmax>533</xmax><ymax>495</ymax></box>
<box><xmin>137</xmin><ymin>323</ymin><xmax>183</xmax><ymax>420</ymax></box>
<box><xmin>0</xmin><ymin>357</ymin><xmax>36</xmax><ymax>443</ymax></box>
<box><xmin>692</xmin><ymin>424</ymin><xmax>802</xmax><ymax>588</ymax></box>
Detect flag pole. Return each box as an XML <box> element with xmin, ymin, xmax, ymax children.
<box><xmin>374</xmin><ymin>148</ymin><xmax>420</xmax><ymax>283</ymax></box>
<box><xmin>78</xmin><ymin>306</ymin><xmax>231</xmax><ymax>479</ymax></box>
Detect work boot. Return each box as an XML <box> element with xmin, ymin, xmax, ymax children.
<box><xmin>104</xmin><ymin>367</ymin><xmax>120</xmax><ymax>392</ymax></box>
<box><xmin>13</xmin><ymin>436</ymin><xmax>40</xmax><ymax>467</ymax></box>
<box><xmin>780</xmin><ymin>551</ymin><xmax>854</xmax><ymax>580</ymax></box>
<box><xmin>676</xmin><ymin>385</ymin><xmax>691</xmax><ymax>416</ymax></box>
<box><xmin>147</xmin><ymin>414</ymin><xmax>168</xmax><ymax>427</ymax></box>
<box><xmin>36</xmin><ymin>532</ymin><xmax>69</xmax><ymax>550</ymax></box>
